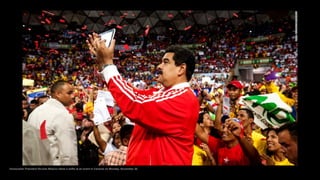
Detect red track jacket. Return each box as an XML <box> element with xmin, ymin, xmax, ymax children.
<box><xmin>102</xmin><ymin>65</ymin><xmax>199</xmax><ymax>165</ymax></box>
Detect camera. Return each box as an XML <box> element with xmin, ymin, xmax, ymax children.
<box><xmin>232</xmin><ymin>118</ymin><xmax>240</xmax><ymax>123</ymax></box>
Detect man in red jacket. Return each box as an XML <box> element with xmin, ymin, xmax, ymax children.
<box><xmin>87</xmin><ymin>33</ymin><xmax>199</xmax><ymax>165</ymax></box>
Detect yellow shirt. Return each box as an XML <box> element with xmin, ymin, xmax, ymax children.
<box><xmin>252</xmin><ymin>131</ymin><xmax>267</xmax><ymax>155</ymax></box>
<box><xmin>192</xmin><ymin>145</ymin><xmax>208</xmax><ymax>165</ymax></box>
<box><xmin>272</xmin><ymin>156</ymin><xmax>294</xmax><ymax>166</ymax></box>
<box><xmin>83</xmin><ymin>101</ymin><xmax>94</xmax><ymax>115</ymax></box>
<box><xmin>265</xmin><ymin>82</ymin><xmax>295</xmax><ymax>106</ymax></box>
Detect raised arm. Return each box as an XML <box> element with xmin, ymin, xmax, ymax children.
<box><xmin>225</xmin><ymin>119</ymin><xmax>262</xmax><ymax>166</ymax></box>
<box><xmin>195</xmin><ymin>123</ymin><xmax>209</xmax><ymax>144</ymax></box>
<box><xmin>213</xmin><ymin>93</ymin><xmax>223</xmax><ymax>131</ymax></box>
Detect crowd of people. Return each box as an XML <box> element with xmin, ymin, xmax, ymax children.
<box><xmin>21</xmin><ymin>12</ymin><xmax>298</xmax><ymax>166</ymax></box>
<box><xmin>22</xmin><ymin>14</ymin><xmax>297</xmax><ymax>90</ymax></box>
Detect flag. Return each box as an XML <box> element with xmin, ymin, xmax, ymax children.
<box><xmin>40</xmin><ymin>120</ymin><xmax>48</xmax><ymax>139</ymax></box>
<box><xmin>241</xmin><ymin>93</ymin><xmax>295</xmax><ymax>129</ymax></box>
<box><xmin>93</xmin><ymin>90</ymin><xmax>114</xmax><ymax>125</ymax></box>
<box><xmin>26</xmin><ymin>87</ymin><xmax>48</xmax><ymax>102</ymax></box>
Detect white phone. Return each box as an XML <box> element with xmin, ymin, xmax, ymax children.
<box><xmin>99</xmin><ymin>28</ymin><xmax>116</xmax><ymax>47</ymax></box>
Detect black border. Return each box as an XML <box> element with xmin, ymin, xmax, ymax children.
<box><xmin>12</xmin><ymin>0</ymin><xmax>310</xmax><ymax>177</ymax></box>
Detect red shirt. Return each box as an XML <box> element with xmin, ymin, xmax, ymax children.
<box><xmin>107</xmin><ymin>75</ymin><xmax>199</xmax><ymax>165</ymax></box>
<box><xmin>208</xmin><ymin>136</ymin><xmax>250</xmax><ymax>165</ymax></box>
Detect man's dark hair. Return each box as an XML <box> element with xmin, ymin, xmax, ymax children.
<box><xmin>30</xmin><ymin>99</ymin><xmax>39</xmax><ymax>105</ymax></box>
<box><xmin>75</xmin><ymin>102</ymin><xmax>84</xmax><ymax>112</ymax></box>
<box><xmin>276</xmin><ymin>122</ymin><xmax>298</xmax><ymax>142</ymax></box>
<box><xmin>165</xmin><ymin>45</ymin><xmax>195</xmax><ymax>81</ymax></box>
<box><xmin>197</xmin><ymin>111</ymin><xmax>207</xmax><ymax>124</ymax></box>
<box><xmin>50</xmin><ymin>80</ymin><xmax>69</xmax><ymax>94</ymax></box>
<box><xmin>239</xmin><ymin>108</ymin><xmax>254</xmax><ymax>119</ymax></box>
<box><xmin>120</xmin><ymin>124</ymin><xmax>134</xmax><ymax>142</ymax></box>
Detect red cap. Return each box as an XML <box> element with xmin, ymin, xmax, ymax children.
<box><xmin>227</xmin><ymin>80</ymin><xmax>243</xmax><ymax>89</ymax></box>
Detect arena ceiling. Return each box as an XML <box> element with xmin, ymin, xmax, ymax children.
<box><xmin>22</xmin><ymin>10</ymin><xmax>295</xmax><ymax>35</ymax></box>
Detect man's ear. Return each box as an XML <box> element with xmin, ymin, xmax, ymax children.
<box><xmin>249</xmin><ymin>117</ymin><xmax>254</xmax><ymax>124</ymax></box>
<box><xmin>178</xmin><ymin>63</ymin><xmax>186</xmax><ymax>76</ymax></box>
<box><xmin>122</xmin><ymin>138</ymin><xmax>129</xmax><ymax>146</ymax></box>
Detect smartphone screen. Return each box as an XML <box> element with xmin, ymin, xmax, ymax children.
<box><xmin>99</xmin><ymin>28</ymin><xmax>116</xmax><ymax>47</ymax></box>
